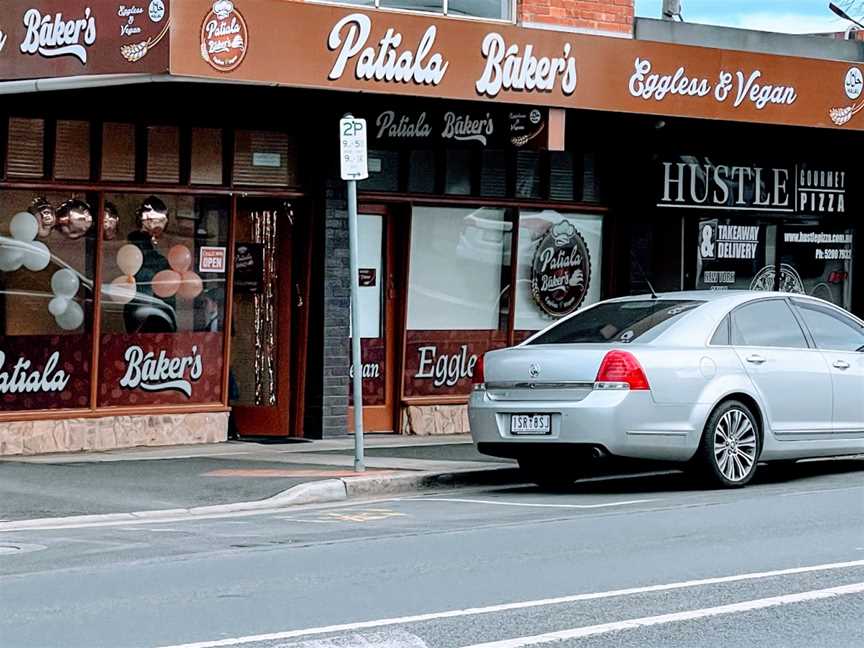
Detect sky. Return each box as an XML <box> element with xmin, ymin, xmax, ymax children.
<box><xmin>634</xmin><ymin>0</ymin><xmax>857</xmax><ymax>34</ymax></box>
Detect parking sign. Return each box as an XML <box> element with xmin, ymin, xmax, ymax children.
<box><xmin>339</xmin><ymin>117</ymin><xmax>369</xmax><ymax>181</ymax></box>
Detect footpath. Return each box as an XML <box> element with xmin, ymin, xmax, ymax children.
<box><xmin>0</xmin><ymin>435</ymin><xmax>520</xmax><ymax>529</ymax></box>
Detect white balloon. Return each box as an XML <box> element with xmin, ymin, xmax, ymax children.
<box><xmin>23</xmin><ymin>241</ymin><xmax>51</xmax><ymax>272</ymax></box>
<box><xmin>48</xmin><ymin>296</ymin><xmax>70</xmax><ymax>317</ymax></box>
<box><xmin>10</xmin><ymin>212</ymin><xmax>38</xmax><ymax>242</ymax></box>
<box><xmin>55</xmin><ymin>300</ymin><xmax>84</xmax><ymax>331</ymax></box>
<box><xmin>51</xmin><ymin>268</ymin><xmax>80</xmax><ymax>297</ymax></box>
<box><xmin>0</xmin><ymin>246</ymin><xmax>23</xmax><ymax>272</ymax></box>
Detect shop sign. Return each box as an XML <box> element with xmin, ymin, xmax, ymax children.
<box><xmin>99</xmin><ymin>332</ymin><xmax>223</xmax><ymax>406</ymax></box>
<box><xmin>348</xmin><ymin>337</ymin><xmax>385</xmax><ymax>406</ymax></box>
<box><xmin>200</xmin><ymin>0</ymin><xmax>247</xmax><ymax>72</ymax></box>
<box><xmin>20</xmin><ymin>7</ymin><xmax>97</xmax><ymax>64</ymax></box>
<box><xmin>167</xmin><ymin>2</ymin><xmax>864</xmax><ymax>132</ymax></box>
<box><xmin>119</xmin><ymin>345</ymin><xmax>203</xmax><ymax>397</ymax></box>
<box><xmin>0</xmin><ymin>335</ymin><xmax>91</xmax><ymax>411</ymax></box>
<box><xmin>530</xmin><ymin>220</ymin><xmax>591</xmax><ymax>317</ymax></box>
<box><xmin>199</xmin><ymin>246</ymin><xmax>226</xmax><ymax>273</ymax></box>
<box><xmin>370</xmin><ymin>107</ymin><xmax>546</xmax><ymax>148</ymax></box>
<box><xmin>0</xmin><ymin>1</ymin><xmax>170</xmax><ymax>79</ymax></box>
<box><xmin>233</xmin><ymin>242</ymin><xmax>263</xmax><ymax>292</ymax></box>
<box><xmin>403</xmin><ymin>331</ymin><xmax>506</xmax><ymax>397</ymax></box>
<box><xmin>0</xmin><ymin>350</ymin><xmax>69</xmax><ymax>394</ymax></box>
<box><xmin>659</xmin><ymin>160</ymin><xmax>847</xmax><ymax>215</ymax></box>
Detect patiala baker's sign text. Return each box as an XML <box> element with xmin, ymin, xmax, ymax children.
<box><xmin>20</xmin><ymin>7</ymin><xmax>97</xmax><ymax>64</ymax></box>
<box><xmin>120</xmin><ymin>345</ymin><xmax>203</xmax><ymax>398</ymax></box>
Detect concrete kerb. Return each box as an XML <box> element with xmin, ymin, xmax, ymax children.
<box><xmin>0</xmin><ymin>466</ymin><xmax>520</xmax><ymax>532</ymax></box>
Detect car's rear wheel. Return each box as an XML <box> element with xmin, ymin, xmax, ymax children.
<box><xmin>518</xmin><ymin>455</ymin><xmax>581</xmax><ymax>489</ymax></box>
<box><xmin>696</xmin><ymin>400</ymin><xmax>761</xmax><ymax>488</ymax></box>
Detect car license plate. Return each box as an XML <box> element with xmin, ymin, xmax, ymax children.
<box><xmin>511</xmin><ymin>414</ymin><xmax>551</xmax><ymax>435</ymax></box>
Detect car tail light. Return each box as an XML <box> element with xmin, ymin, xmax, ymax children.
<box><xmin>472</xmin><ymin>353</ymin><xmax>485</xmax><ymax>387</ymax></box>
<box><xmin>594</xmin><ymin>350</ymin><xmax>650</xmax><ymax>391</ymax></box>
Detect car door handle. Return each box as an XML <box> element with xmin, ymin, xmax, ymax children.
<box><xmin>833</xmin><ymin>360</ymin><xmax>851</xmax><ymax>370</ymax></box>
<box><xmin>745</xmin><ymin>354</ymin><xmax>766</xmax><ymax>365</ymax></box>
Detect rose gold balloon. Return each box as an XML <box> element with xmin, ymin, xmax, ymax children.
<box><xmin>178</xmin><ymin>271</ymin><xmax>203</xmax><ymax>300</ymax></box>
<box><xmin>152</xmin><ymin>269</ymin><xmax>181</xmax><ymax>298</ymax></box>
<box><xmin>103</xmin><ymin>203</ymin><xmax>120</xmax><ymax>241</ymax></box>
<box><xmin>56</xmin><ymin>200</ymin><xmax>94</xmax><ymax>240</ymax></box>
<box><xmin>29</xmin><ymin>197</ymin><xmax>56</xmax><ymax>239</ymax></box>
<box><xmin>140</xmin><ymin>208</ymin><xmax>168</xmax><ymax>241</ymax></box>
<box><xmin>168</xmin><ymin>245</ymin><xmax>192</xmax><ymax>273</ymax></box>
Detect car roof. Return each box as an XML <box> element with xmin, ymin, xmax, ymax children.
<box><xmin>606</xmin><ymin>290</ymin><xmax>799</xmax><ymax>307</ymax></box>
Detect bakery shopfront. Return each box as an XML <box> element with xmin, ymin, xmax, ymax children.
<box><xmin>0</xmin><ymin>0</ymin><xmax>861</xmax><ymax>453</ymax></box>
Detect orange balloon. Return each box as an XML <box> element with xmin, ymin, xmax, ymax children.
<box><xmin>152</xmin><ymin>269</ymin><xmax>181</xmax><ymax>298</ymax></box>
<box><xmin>178</xmin><ymin>271</ymin><xmax>203</xmax><ymax>300</ymax></box>
<box><xmin>167</xmin><ymin>245</ymin><xmax>192</xmax><ymax>273</ymax></box>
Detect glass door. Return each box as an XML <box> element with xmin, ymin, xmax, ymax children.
<box><xmin>229</xmin><ymin>199</ymin><xmax>294</xmax><ymax>437</ymax></box>
<box><xmin>348</xmin><ymin>206</ymin><xmax>397</xmax><ymax>433</ymax></box>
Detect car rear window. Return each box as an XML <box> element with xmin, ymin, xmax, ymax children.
<box><xmin>527</xmin><ymin>300</ymin><xmax>705</xmax><ymax>345</ymax></box>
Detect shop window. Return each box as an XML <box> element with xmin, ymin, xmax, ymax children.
<box><xmin>7</xmin><ymin>118</ymin><xmax>45</xmax><ymax>179</ymax></box>
<box><xmin>514</xmin><ymin>211</ymin><xmax>604</xmax><ymax>340</ymax></box>
<box><xmin>0</xmin><ymin>190</ymin><xmax>97</xmax><ymax>410</ymax></box>
<box><xmin>404</xmin><ymin>206</ymin><xmax>511</xmax><ymax>397</ymax></box>
<box><xmin>781</xmin><ymin>222</ymin><xmax>854</xmax><ymax>311</ymax></box>
<box><xmin>360</xmin><ymin>150</ymin><xmax>400</xmax><ymax>192</ymax></box>
<box><xmin>233</xmin><ymin>130</ymin><xmax>299</xmax><ymax>187</ymax></box>
<box><xmin>336</xmin><ymin>0</ymin><xmax>512</xmax><ymax>20</ymax></box>
<box><xmin>445</xmin><ymin>150</ymin><xmax>472</xmax><ymax>195</ymax></box>
<box><xmin>101</xmin><ymin>123</ymin><xmax>137</xmax><ymax>182</ymax></box>
<box><xmin>190</xmin><ymin>128</ymin><xmax>224</xmax><ymax>186</ymax></box>
<box><xmin>407</xmin><ymin>150</ymin><xmax>436</xmax><ymax>194</ymax></box>
<box><xmin>479</xmin><ymin>149</ymin><xmax>507</xmax><ymax>198</ymax></box>
<box><xmin>98</xmin><ymin>193</ymin><xmax>229</xmax><ymax>406</ymax></box>
<box><xmin>515</xmin><ymin>150</ymin><xmax>542</xmax><ymax>199</ymax></box>
<box><xmin>146</xmin><ymin>126</ymin><xmax>181</xmax><ymax>184</ymax></box>
<box><xmin>549</xmin><ymin>152</ymin><xmax>575</xmax><ymax>202</ymax></box>
<box><xmin>54</xmin><ymin>120</ymin><xmax>91</xmax><ymax>181</ymax></box>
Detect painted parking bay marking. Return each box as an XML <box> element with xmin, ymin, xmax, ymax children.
<box><xmin>155</xmin><ymin>559</ymin><xmax>864</xmax><ymax>648</ymax></box>
<box><xmin>399</xmin><ymin>497</ymin><xmax>657</xmax><ymax>509</ymax></box>
<box><xmin>278</xmin><ymin>509</ymin><xmax>409</xmax><ymax>524</ymax></box>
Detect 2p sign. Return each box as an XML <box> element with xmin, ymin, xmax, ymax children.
<box><xmin>340</xmin><ymin>117</ymin><xmax>369</xmax><ymax>181</ymax></box>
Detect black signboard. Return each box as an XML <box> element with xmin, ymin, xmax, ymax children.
<box><xmin>233</xmin><ymin>242</ymin><xmax>264</xmax><ymax>293</ymax></box>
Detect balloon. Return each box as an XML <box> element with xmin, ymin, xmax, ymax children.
<box><xmin>48</xmin><ymin>296</ymin><xmax>70</xmax><ymax>316</ymax></box>
<box><xmin>23</xmin><ymin>241</ymin><xmax>51</xmax><ymax>272</ymax></box>
<box><xmin>168</xmin><ymin>245</ymin><xmax>192</xmax><ymax>273</ymax></box>
<box><xmin>0</xmin><ymin>245</ymin><xmax>23</xmax><ymax>272</ymax></box>
<box><xmin>55</xmin><ymin>300</ymin><xmax>84</xmax><ymax>331</ymax></box>
<box><xmin>51</xmin><ymin>268</ymin><xmax>80</xmax><ymax>297</ymax></box>
<box><xmin>177</xmin><ymin>271</ymin><xmax>203</xmax><ymax>300</ymax></box>
<box><xmin>10</xmin><ymin>211</ymin><xmax>38</xmax><ymax>242</ymax></box>
<box><xmin>107</xmin><ymin>275</ymin><xmax>137</xmax><ymax>304</ymax></box>
<box><xmin>152</xmin><ymin>269</ymin><xmax>181</xmax><ymax>298</ymax></box>
<box><xmin>116</xmin><ymin>244</ymin><xmax>143</xmax><ymax>276</ymax></box>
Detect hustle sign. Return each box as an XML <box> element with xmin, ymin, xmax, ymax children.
<box><xmin>658</xmin><ymin>160</ymin><xmax>848</xmax><ymax>215</ymax></box>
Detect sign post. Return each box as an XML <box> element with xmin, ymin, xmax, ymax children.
<box><xmin>339</xmin><ymin>114</ymin><xmax>369</xmax><ymax>473</ymax></box>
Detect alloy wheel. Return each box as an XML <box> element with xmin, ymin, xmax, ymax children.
<box><xmin>713</xmin><ymin>408</ymin><xmax>758</xmax><ymax>483</ymax></box>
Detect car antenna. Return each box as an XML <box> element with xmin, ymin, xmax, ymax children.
<box><xmin>630</xmin><ymin>252</ymin><xmax>659</xmax><ymax>299</ymax></box>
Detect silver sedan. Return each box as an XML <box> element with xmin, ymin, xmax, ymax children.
<box><xmin>468</xmin><ymin>291</ymin><xmax>864</xmax><ymax>488</ymax></box>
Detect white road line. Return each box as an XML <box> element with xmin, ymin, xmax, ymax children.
<box><xmin>153</xmin><ymin>559</ymin><xmax>864</xmax><ymax>648</ymax></box>
<box><xmin>399</xmin><ymin>497</ymin><xmax>656</xmax><ymax>509</ymax></box>
<box><xmin>460</xmin><ymin>581</ymin><xmax>864</xmax><ymax>648</ymax></box>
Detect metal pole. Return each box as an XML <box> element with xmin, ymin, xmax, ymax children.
<box><xmin>347</xmin><ymin>177</ymin><xmax>365</xmax><ymax>472</ymax></box>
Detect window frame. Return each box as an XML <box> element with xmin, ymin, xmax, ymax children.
<box><xmin>307</xmin><ymin>0</ymin><xmax>517</xmax><ymax>24</ymax></box>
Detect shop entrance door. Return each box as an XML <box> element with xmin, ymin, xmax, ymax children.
<box><xmin>229</xmin><ymin>198</ymin><xmax>295</xmax><ymax>437</ymax></box>
<box><xmin>348</xmin><ymin>206</ymin><xmax>398</xmax><ymax>433</ymax></box>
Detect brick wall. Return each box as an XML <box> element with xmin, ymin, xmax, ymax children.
<box><xmin>519</xmin><ymin>0</ymin><xmax>634</xmax><ymax>35</ymax></box>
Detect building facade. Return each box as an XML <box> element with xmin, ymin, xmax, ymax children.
<box><xmin>0</xmin><ymin>0</ymin><xmax>859</xmax><ymax>454</ymax></box>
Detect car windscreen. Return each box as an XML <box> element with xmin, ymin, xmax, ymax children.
<box><xmin>526</xmin><ymin>300</ymin><xmax>705</xmax><ymax>345</ymax></box>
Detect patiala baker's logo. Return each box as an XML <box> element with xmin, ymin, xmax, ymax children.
<box><xmin>201</xmin><ymin>0</ymin><xmax>248</xmax><ymax>72</ymax></box>
<box><xmin>531</xmin><ymin>220</ymin><xmax>591</xmax><ymax>318</ymax></box>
